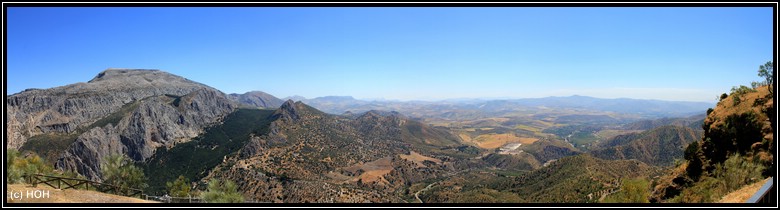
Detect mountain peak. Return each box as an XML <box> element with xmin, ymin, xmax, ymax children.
<box><xmin>228</xmin><ymin>91</ymin><xmax>283</xmax><ymax>108</ymax></box>
<box><xmin>243</xmin><ymin>90</ymin><xmax>273</xmax><ymax>96</ymax></box>
<box><xmin>273</xmin><ymin>100</ymin><xmax>304</xmax><ymax>122</ymax></box>
<box><xmin>281</xmin><ymin>99</ymin><xmax>296</xmax><ymax>108</ymax></box>
<box><xmin>90</xmin><ymin>69</ymin><xmax>160</xmax><ymax>82</ymax></box>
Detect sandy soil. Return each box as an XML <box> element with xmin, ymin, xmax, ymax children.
<box><xmin>6</xmin><ymin>184</ymin><xmax>158</xmax><ymax>203</ymax></box>
<box><xmin>399</xmin><ymin>151</ymin><xmax>442</xmax><ymax>168</ymax></box>
<box><xmin>718</xmin><ymin>177</ymin><xmax>772</xmax><ymax>203</ymax></box>
<box><xmin>473</xmin><ymin>134</ymin><xmax>538</xmax><ymax>149</ymax></box>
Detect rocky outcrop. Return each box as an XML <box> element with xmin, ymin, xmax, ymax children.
<box><xmin>57</xmin><ymin>88</ymin><xmax>235</xmax><ymax>180</ymax></box>
<box><xmin>7</xmin><ymin>69</ymin><xmax>212</xmax><ymax>149</ymax></box>
<box><xmin>228</xmin><ymin>91</ymin><xmax>283</xmax><ymax>109</ymax></box>
<box><xmin>7</xmin><ymin>69</ymin><xmax>236</xmax><ymax>180</ymax></box>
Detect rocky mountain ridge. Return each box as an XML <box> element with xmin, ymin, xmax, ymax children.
<box><xmin>7</xmin><ymin>69</ymin><xmax>236</xmax><ymax>180</ymax></box>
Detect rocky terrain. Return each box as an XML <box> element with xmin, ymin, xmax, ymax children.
<box><xmin>204</xmin><ymin>100</ymin><xmax>479</xmax><ymax>202</ymax></box>
<box><xmin>7</xmin><ymin>69</ymin><xmax>236</xmax><ymax>180</ymax></box>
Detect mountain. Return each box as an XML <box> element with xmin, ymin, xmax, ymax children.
<box><xmin>204</xmin><ymin>100</ymin><xmax>478</xmax><ymax>202</ymax></box>
<box><xmin>505</xmin><ymin>154</ymin><xmax>657</xmax><ymax>203</ymax></box>
<box><xmin>142</xmin><ymin>108</ymin><xmax>276</xmax><ymax>194</ymax></box>
<box><xmin>422</xmin><ymin>154</ymin><xmax>657</xmax><ymax>203</ymax></box>
<box><xmin>511</xmin><ymin>95</ymin><xmax>713</xmax><ymax>118</ymax></box>
<box><xmin>227</xmin><ymin>91</ymin><xmax>284</xmax><ymax>109</ymax></box>
<box><xmin>282</xmin><ymin>95</ymin><xmax>307</xmax><ymax>102</ymax></box>
<box><xmin>296</xmin><ymin>95</ymin><xmax>713</xmax><ymax>119</ymax></box>
<box><xmin>300</xmin><ymin>96</ymin><xmax>372</xmax><ymax>114</ymax></box>
<box><xmin>590</xmin><ymin>125</ymin><xmax>702</xmax><ymax>166</ymax></box>
<box><xmin>8</xmin><ymin>69</ymin><xmax>237</xmax><ymax>180</ymax></box>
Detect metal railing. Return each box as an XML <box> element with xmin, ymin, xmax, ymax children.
<box><xmin>747</xmin><ymin>177</ymin><xmax>774</xmax><ymax>203</ymax></box>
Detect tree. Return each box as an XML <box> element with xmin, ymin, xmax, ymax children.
<box><xmin>166</xmin><ymin>175</ymin><xmax>192</xmax><ymax>197</ymax></box>
<box><xmin>6</xmin><ymin>149</ymin><xmax>23</xmax><ymax>183</ymax></box>
<box><xmin>6</xmin><ymin>149</ymin><xmax>52</xmax><ymax>184</ymax></box>
<box><xmin>101</xmin><ymin>154</ymin><xmax>148</xmax><ymax>191</ymax></box>
<box><xmin>757</xmin><ymin>61</ymin><xmax>773</xmax><ymax>94</ymax></box>
<box><xmin>201</xmin><ymin>179</ymin><xmax>244</xmax><ymax>203</ymax></box>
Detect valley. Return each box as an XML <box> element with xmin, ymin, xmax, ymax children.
<box><xmin>5</xmin><ymin>69</ymin><xmax>770</xmax><ymax>204</ymax></box>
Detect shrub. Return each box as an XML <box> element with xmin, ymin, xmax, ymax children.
<box><xmin>679</xmin><ymin>176</ymin><xmax>726</xmax><ymax>203</ymax></box>
<box><xmin>6</xmin><ymin>149</ymin><xmax>52</xmax><ymax>184</ymax></box>
<box><xmin>166</xmin><ymin>175</ymin><xmax>192</xmax><ymax>197</ymax></box>
<box><xmin>101</xmin><ymin>154</ymin><xmax>148</xmax><ymax>191</ymax></box>
<box><xmin>201</xmin><ymin>179</ymin><xmax>244</xmax><ymax>203</ymax></box>
<box><xmin>602</xmin><ymin>178</ymin><xmax>650</xmax><ymax>203</ymax></box>
<box><xmin>714</xmin><ymin>154</ymin><xmax>764</xmax><ymax>192</ymax></box>
<box><xmin>729</xmin><ymin>85</ymin><xmax>756</xmax><ymax>106</ymax></box>
<box><xmin>6</xmin><ymin>149</ymin><xmax>23</xmax><ymax>184</ymax></box>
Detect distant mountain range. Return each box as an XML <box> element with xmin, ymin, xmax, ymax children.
<box><xmin>288</xmin><ymin>94</ymin><xmax>713</xmax><ymax>119</ymax></box>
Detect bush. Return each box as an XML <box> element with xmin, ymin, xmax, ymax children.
<box><xmin>701</xmin><ymin>112</ymin><xmax>763</xmax><ymax>166</ymax></box>
<box><xmin>6</xmin><ymin>149</ymin><xmax>52</xmax><ymax>184</ymax></box>
<box><xmin>683</xmin><ymin>141</ymin><xmax>703</xmax><ymax>181</ymax></box>
<box><xmin>679</xmin><ymin>176</ymin><xmax>726</xmax><ymax>203</ymax></box>
<box><xmin>677</xmin><ymin>154</ymin><xmax>764</xmax><ymax>203</ymax></box>
<box><xmin>6</xmin><ymin>149</ymin><xmax>23</xmax><ymax>183</ymax></box>
<box><xmin>166</xmin><ymin>175</ymin><xmax>192</xmax><ymax>197</ymax></box>
<box><xmin>602</xmin><ymin>178</ymin><xmax>650</xmax><ymax>203</ymax></box>
<box><xmin>201</xmin><ymin>179</ymin><xmax>244</xmax><ymax>203</ymax></box>
<box><xmin>714</xmin><ymin>154</ymin><xmax>764</xmax><ymax>192</ymax></box>
<box><xmin>729</xmin><ymin>85</ymin><xmax>756</xmax><ymax>106</ymax></box>
<box><xmin>101</xmin><ymin>154</ymin><xmax>148</xmax><ymax>191</ymax></box>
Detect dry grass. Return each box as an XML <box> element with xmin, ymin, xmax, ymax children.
<box><xmin>458</xmin><ymin>133</ymin><xmax>473</xmax><ymax>143</ymax></box>
<box><xmin>515</xmin><ymin>124</ymin><xmax>542</xmax><ymax>133</ymax></box>
<box><xmin>595</xmin><ymin>129</ymin><xmax>644</xmax><ymax>140</ymax></box>
<box><xmin>707</xmin><ymin>86</ymin><xmax>771</xmax><ymax>130</ymax></box>
<box><xmin>358</xmin><ymin>169</ymin><xmax>393</xmax><ymax>184</ymax></box>
<box><xmin>399</xmin><ymin>151</ymin><xmax>442</xmax><ymax>168</ymax></box>
<box><xmin>462</xmin><ymin>118</ymin><xmax>511</xmax><ymax>124</ymax></box>
<box><xmin>718</xmin><ymin>177</ymin><xmax>771</xmax><ymax>203</ymax></box>
<box><xmin>472</xmin><ymin>134</ymin><xmax>538</xmax><ymax>149</ymax></box>
<box><xmin>460</xmin><ymin>127</ymin><xmax>495</xmax><ymax>132</ymax></box>
<box><xmin>5</xmin><ymin>184</ymin><xmax>158</xmax><ymax>203</ymax></box>
<box><xmin>338</xmin><ymin>157</ymin><xmax>394</xmax><ymax>185</ymax></box>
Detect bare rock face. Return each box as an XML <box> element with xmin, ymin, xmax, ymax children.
<box><xmin>7</xmin><ymin>69</ymin><xmax>236</xmax><ymax>180</ymax></box>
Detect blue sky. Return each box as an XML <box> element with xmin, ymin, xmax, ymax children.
<box><xmin>5</xmin><ymin>7</ymin><xmax>774</xmax><ymax>102</ymax></box>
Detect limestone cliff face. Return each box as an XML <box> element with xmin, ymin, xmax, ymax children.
<box><xmin>7</xmin><ymin>69</ymin><xmax>236</xmax><ymax>180</ymax></box>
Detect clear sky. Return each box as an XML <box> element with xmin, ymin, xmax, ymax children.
<box><xmin>5</xmin><ymin>7</ymin><xmax>775</xmax><ymax>102</ymax></box>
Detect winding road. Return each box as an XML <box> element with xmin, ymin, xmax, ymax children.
<box><xmin>414</xmin><ymin>182</ymin><xmax>438</xmax><ymax>203</ymax></box>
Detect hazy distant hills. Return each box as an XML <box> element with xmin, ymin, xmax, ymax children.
<box><xmin>621</xmin><ymin>114</ymin><xmax>706</xmax><ymax>130</ymax></box>
<box><xmin>228</xmin><ymin>91</ymin><xmax>284</xmax><ymax>109</ymax></box>
<box><xmin>510</xmin><ymin>95</ymin><xmax>712</xmax><ymax>117</ymax></box>
<box><xmin>296</xmin><ymin>94</ymin><xmax>713</xmax><ymax>119</ymax></box>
